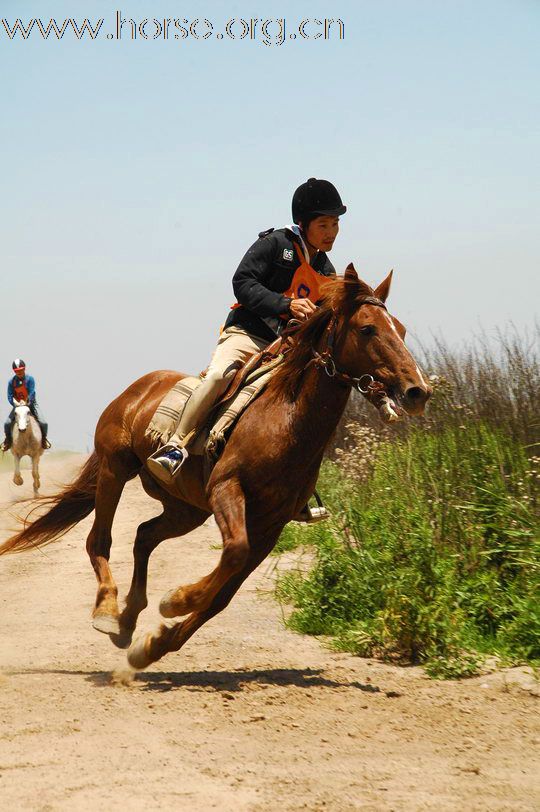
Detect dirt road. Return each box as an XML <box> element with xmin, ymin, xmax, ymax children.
<box><xmin>0</xmin><ymin>455</ymin><xmax>538</xmax><ymax>811</ymax></box>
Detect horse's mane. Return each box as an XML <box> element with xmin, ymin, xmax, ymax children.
<box><xmin>268</xmin><ymin>274</ymin><xmax>375</xmax><ymax>400</ymax></box>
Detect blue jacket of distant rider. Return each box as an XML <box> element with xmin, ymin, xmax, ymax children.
<box><xmin>8</xmin><ymin>375</ymin><xmax>36</xmax><ymax>406</ymax></box>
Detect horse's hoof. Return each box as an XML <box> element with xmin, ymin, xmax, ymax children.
<box><xmin>109</xmin><ymin>627</ymin><xmax>134</xmax><ymax>650</ymax></box>
<box><xmin>127</xmin><ymin>633</ymin><xmax>153</xmax><ymax>670</ymax></box>
<box><xmin>92</xmin><ymin>613</ymin><xmax>121</xmax><ymax>636</ymax></box>
<box><xmin>159</xmin><ymin>589</ymin><xmax>179</xmax><ymax>618</ymax></box>
<box><xmin>13</xmin><ymin>476</ymin><xmax>23</xmax><ymax>486</ymax></box>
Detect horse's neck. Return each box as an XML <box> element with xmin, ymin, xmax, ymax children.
<box><xmin>298</xmin><ymin>364</ymin><xmax>350</xmax><ymax>441</ymax></box>
<box><xmin>270</xmin><ymin>363</ymin><xmax>351</xmax><ymax>462</ymax></box>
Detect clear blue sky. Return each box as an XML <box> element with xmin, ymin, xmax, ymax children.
<box><xmin>1</xmin><ymin>1</ymin><xmax>539</xmax><ymax>449</ymax></box>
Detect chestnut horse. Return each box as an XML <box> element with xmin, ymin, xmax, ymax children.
<box><xmin>0</xmin><ymin>266</ymin><xmax>431</xmax><ymax>670</ymax></box>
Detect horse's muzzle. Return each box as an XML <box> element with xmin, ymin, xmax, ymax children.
<box><xmin>402</xmin><ymin>384</ymin><xmax>432</xmax><ymax>415</ymax></box>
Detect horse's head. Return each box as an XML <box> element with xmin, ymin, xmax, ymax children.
<box><xmin>14</xmin><ymin>401</ymin><xmax>31</xmax><ymax>431</ymax></box>
<box><xmin>326</xmin><ymin>265</ymin><xmax>431</xmax><ymax>419</ymax></box>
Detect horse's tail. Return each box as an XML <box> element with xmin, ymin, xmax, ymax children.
<box><xmin>0</xmin><ymin>452</ymin><xmax>100</xmax><ymax>555</ymax></box>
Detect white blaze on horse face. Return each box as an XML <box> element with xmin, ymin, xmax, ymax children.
<box><xmin>382</xmin><ymin>312</ymin><xmax>428</xmax><ymax>388</ymax></box>
<box><xmin>414</xmin><ymin>364</ymin><xmax>428</xmax><ymax>389</ymax></box>
<box><xmin>383</xmin><ymin>311</ymin><xmax>405</xmax><ymax>344</ymax></box>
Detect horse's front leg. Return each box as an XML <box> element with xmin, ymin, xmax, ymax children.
<box><xmin>31</xmin><ymin>453</ymin><xmax>41</xmax><ymax>496</ymax></box>
<box><xmin>12</xmin><ymin>454</ymin><xmax>23</xmax><ymax>486</ymax></box>
<box><xmin>127</xmin><ymin>480</ymin><xmax>283</xmax><ymax>670</ymax></box>
<box><xmin>158</xmin><ymin>478</ymin><xmax>250</xmax><ymax>618</ymax></box>
<box><xmin>128</xmin><ymin>530</ymin><xmax>279</xmax><ymax>670</ymax></box>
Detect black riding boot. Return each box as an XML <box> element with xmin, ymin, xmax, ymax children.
<box><xmin>39</xmin><ymin>422</ymin><xmax>51</xmax><ymax>450</ymax></box>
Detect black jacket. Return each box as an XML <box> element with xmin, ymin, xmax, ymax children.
<box><xmin>224</xmin><ymin>227</ymin><xmax>336</xmax><ymax>341</ymax></box>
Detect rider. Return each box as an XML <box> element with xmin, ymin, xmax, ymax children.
<box><xmin>147</xmin><ymin>178</ymin><xmax>346</xmax><ymax>482</ymax></box>
<box><xmin>3</xmin><ymin>359</ymin><xmax>50</xmax><ymax>451</ymax></box>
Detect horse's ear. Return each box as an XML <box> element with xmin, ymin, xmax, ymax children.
<box><xmin>344</xmin><ymin>262</ymin><xmax>358</xmax><ymax>282</ymax></box>
<box><xmin>344</xmin><ymin>263</ymin><xmax>373</xmax><ymax>300</ymax></box>
<box><xmin>374</xmin><ymin>269</ymin><xmax>393</xmax><ymax>303</ymax></box>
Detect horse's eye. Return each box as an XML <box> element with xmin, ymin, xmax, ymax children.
<box><xmin>360</xmin><ymin>325</ymin><xmax>375</xmax><ymax>336</ymax></box>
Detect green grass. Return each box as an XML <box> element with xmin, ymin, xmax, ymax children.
<box><xmin>275</xmin><ymin>423</ymin><xmax>539</xmax><ymax>678</ymax></box>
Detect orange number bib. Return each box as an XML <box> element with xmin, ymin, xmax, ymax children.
<box><xmin>280</xmin><ymin>242</ymin><xmax>327</xmax><ymax>307</ymax></box>
<box><xmin>230</xmin><ymin>242</ymin><xmax>327</xmax><ymax>319</ymax></box>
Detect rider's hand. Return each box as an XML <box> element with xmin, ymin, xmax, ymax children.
<box><xmin>289</xmin><ymin>298</ymin><xmax>317</xmax><ymax>320</ymax></box>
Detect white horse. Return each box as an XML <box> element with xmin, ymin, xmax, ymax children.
<box><xmin>11</xmin><ymin>401</ymin><xmax>44</xmax><ymax>496</ymax></box>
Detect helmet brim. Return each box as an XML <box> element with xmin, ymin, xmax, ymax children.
<box><xmin>296</xmin><ymin>205</ymin><xmax>347</xmax><ymax>222</ymax></box>
<box><xmin>313</xmin><ymin>205</ymin><xmax>347</xmax><ymax>217</ymax></box>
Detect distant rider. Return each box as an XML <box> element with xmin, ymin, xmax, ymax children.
<box><xmin>3</xmin><ymin>359</ymin><xmax>50</xmax><ymax>451</ymax></box>
<box><xmin>147</xmin><ymin>178</ymin><xmax>346</xmax><ymax>482</ymax></box>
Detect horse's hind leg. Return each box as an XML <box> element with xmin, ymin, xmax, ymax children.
<box><xmin>87</xmin><ymin>457</ymin><xmax>130</xmax><ymax>635</ymax></box>
<box><xmin>159</xmin><ymin>478</ymin><xmax>249</xmax><ymax>618</ymax></box>
<box><xmin>112</xmin><ymin>497</ymin><xmax>207</xmax><ymax>649</ymax></box>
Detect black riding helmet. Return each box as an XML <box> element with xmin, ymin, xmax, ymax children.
<box><xmin>292</xmin><ymin>178</ymin><xmax>347</xmax><ymax>224</ymax></box>
<box><xmin>12</xmin><ymin>358</ymin><xmax>26</xmax><ymax>372</ymax></box>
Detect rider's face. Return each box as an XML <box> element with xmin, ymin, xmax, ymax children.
<box><xmin>304</xmin><ymin>216</ymin><xmax>340</xmax><ymax>252</ymax></box>
<box><xmin>14</xmin><ymin>369</ymin><xmax>25</xmax><ymax>379</ymax></box>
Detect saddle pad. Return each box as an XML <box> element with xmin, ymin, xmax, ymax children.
<box><xmin>144</xmin><ymin>369</ymin><xmax>275</xmax><ymax>462</ymax></box>
<box><xmin>145</xmin><ymin>376</ymin><xmax>202</xmax><ymax>446</ymax></box>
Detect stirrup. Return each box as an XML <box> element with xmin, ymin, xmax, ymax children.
<box><xmin>42</xmin><ymin>438</ymin><xmax>51</xmax><ymax>450</ymax></box>
<box><xmin>147</xmin><ymin>443</ymin><xmax>188</xmax><ymax>484</ymax></box>
<box><xmin>293</xmin><ymin>491</ymin><xmax>330</xmax><ymax>524</ymax></box>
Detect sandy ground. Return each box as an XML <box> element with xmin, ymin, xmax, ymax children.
<box><xmin>0</xmin><ymin>454</ymin><xmax>538</xmax><ymax>811</ymax></box>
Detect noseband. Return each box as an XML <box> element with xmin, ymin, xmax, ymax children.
<box><xmin>308</xmin><ymin>297</ymin><xmax>388</xmax><ymax>394</ymax></box>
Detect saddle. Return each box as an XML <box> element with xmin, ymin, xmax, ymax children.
<box><xmin>145</xmin><ymin>332</ymin><xmax>292</xmax><ymax>463</ymax></box>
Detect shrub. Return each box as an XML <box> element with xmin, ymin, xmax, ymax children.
<box><xmin>276</xmin><ymin>425</ymin><xmax>539</xmax><ymax>677</ymax></box>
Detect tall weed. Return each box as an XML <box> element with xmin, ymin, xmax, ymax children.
<box><xmin>276</xmin><ymin>328</ymin><xmax>539</xmax><ymax>677</ymax></box>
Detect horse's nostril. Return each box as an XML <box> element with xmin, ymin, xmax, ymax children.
<box><xmin>404</xmin><ymin>386</ymin><xmax>425</xmax><ymax>402</ymax></box>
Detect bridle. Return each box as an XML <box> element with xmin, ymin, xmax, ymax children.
<box><xmin>306</xmin><ymin>297</ymin><xmax>389</xmax><ymax>395</ymax></box>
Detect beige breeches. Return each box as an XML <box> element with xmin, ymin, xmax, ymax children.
<box><xmin>170</xmin><ymin>327</ymin><xmax>269</xmax><ymax>446</ymax></box>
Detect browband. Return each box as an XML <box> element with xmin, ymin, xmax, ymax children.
<box><xmin>357</xmin><ymin>296</ymin><xmax>387</xmax><ymax>309</ymax></box>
